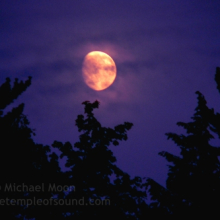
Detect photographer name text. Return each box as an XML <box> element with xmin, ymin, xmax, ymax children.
<box><xmin>2</xmin><ymin>183</ymin><xmax>75</xmax><ymax>193</ymax></box>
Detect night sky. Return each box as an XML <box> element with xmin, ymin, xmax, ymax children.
<box><xmin>1</xmin><ymin>0</ymin><xmax>220</xmax><ymax>186</ymax></box>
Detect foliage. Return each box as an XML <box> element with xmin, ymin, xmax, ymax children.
<box><xmin>0</xmin><ymin>77</ymin><xmax>148</xmax><ymax>219</ymax></box>
<box><xmin>52</xmin><ymin>100</ymin><xmax>148</xmax><ymax>219</ymax></box>
<box><xmin>147</xmin><ymin>67</ymin><xmax>220</xmax><ymax>217</ymax></box>
<box><xmin>0</xmin><ymin>77</ymin><xmax>61</xmax><ymax>219</ymax></box>
<box><xmin>5</xmin><ymin>67</ymin><xmax>220</xmax><ymax>218</ymax></box>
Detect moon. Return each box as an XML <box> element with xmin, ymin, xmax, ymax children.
<box><xmin>82</xmin><ymin>51</ymin><xmax>117</xmax><ymax>91</ymax></box>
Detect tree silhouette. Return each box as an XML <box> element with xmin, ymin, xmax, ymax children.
<box><xmin>51</xmin><ymin>100</ymin><xmax>148</xmax><ymax>219</ymax></box>
<box><xmin>147</xmin><ymin>67</ymin><xmax>220</xmax><ymax>217</ymax></box>
<box><xmin>0</xmin><ymin>77</ymin><xmax>149</xmax><ymax>219</ymax></box>
<box><xmin>0</xmin><ymin>77</ymin><xmax>31</xmax><ymax>111</ymax></box>
<box><xmin>0</xmin><ymin>77</ymin><xmax>61</xmax><ymax>219</ymax></box>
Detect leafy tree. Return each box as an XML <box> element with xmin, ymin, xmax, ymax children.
<box><xmin>0</xmin><ymin>77</ymin><xmax>149</xmax><ymax>219</ymax></box>
<box><xmin>51</xmin><ymin>100</ymin><xmax>148</xmax><ymax>219</ymax></box>
<box><xmin>147</xmin><ymin>67</ymin><xmax>220</xmax><ymax>217</ymax></box>
<box><xmin>0</xmin><ymin>77</ymin><xmax>61</xmax><ymax>219</ymax></box>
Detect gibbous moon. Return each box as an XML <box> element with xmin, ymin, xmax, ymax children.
<box><xmin>82</xmin><ymin>51</ymin><xmax>117</xmax><ymax>91</ymax></box>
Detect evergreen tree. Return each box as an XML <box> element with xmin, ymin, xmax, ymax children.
<box><xmin>147</xmin><ymin>67</ymin><xmax>220</xmax><ymax>217</ymax></box>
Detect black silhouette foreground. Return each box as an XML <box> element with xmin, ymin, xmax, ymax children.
<box><xmin>0</xmin><ymin>67</ymin><xmax>220</xmax><ymax>219</ymax></box>
<box><xmin>147</xmin><ymin>67</ymin><xmax>220</xmax><ymax>217</ymax></box>
<box><xmin>0</xmin><ymin>78</ymin><xmax>148</xmax><ymax>219</ymax></box>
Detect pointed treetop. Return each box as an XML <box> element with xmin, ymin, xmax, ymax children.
<box><xmin>0</xmin><ymin>76</ymin><xmax>32</xmax><ymax>110</ymax></box>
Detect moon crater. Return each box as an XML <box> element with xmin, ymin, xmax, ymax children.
<box><xmin>82</xmin><ymin>51</ymin><xmax>117</xmax><ymax>91</ymax></box>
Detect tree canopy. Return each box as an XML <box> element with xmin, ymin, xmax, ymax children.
<box><xmin>0</xmin><ymin>77</ymin><xmax>62</xmax><ymax>219</ymax></box>
<box><xmin>147</xmin><ymin>67</ymin><xmax>220</xmax><ymax>217</ymax></box>
<box><xmin>51</xmin><ymin>100</ymin><xmax>148</xmax><ymax>219</ymax></box>
<box><xmin>1</xmin><ymin>66</ymin><xmax>220</xmax><ymax>218</ymax></box>
<box><xmin>0</xmin><ymin>77</ymin><xmax>148</xmax><ymax>219</ymax></box>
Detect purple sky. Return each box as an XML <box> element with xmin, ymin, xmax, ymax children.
<box><xmin>1</xmin><ymin>0</ymin><xmax>220</xmax><ymax>186</ymax></box>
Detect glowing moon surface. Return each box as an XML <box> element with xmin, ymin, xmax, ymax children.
<box><xmin>82</xmin><ymin>51</ymin><xmax>117</xmax><ymax>91</ymax></box>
